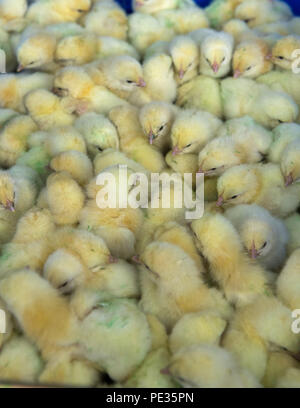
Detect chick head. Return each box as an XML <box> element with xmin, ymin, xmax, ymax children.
<box><xmin>54</xmin><ymin>66</ymin><xmax>94</xmax><ymax>99</ymax></box>
<box><xmin>259</xmin><ymin>92</ymin><xmax>299</xmax><ymax>129</ymax></box>
<box><xmin>101</xmin><ymin>56</ymin><xmax>146</xmax><ymax>93</ymax></box>
<box><xmin>272</xmin><ymin>36</ymin><xmax>300</xmax><ymax>70</ymax></box>
<box><xmin>223</xmin><ymin>19</ymin><xmax>250</xmax><ymax>39</ymax></box>
<box><xmin>43</xmin><ymin>249</ymin><xmax>85</xmax><ymax>295</ymax></box>
<box><xmin>55</xmin><ymin>34</ymin><xmax>98</xmax><ymax>66</ymax></box>
<box><xmin>281</xmin><ymin>140</ymin><xmax>300</xmax><ymax>186</ymax></box>
<box><xmin>234</xmin><ymin>0</ymin><xmax>266</xmax><ymax>28</ymax></box>
<box><xmin>0</xmin><ymin>170</ymin><xmax>15</xmax><ymax>211</ymax></box>
<box><xmin>169</xmin><ymin>36</ymin><xmax>199</xmax><ymax>81</ymax></box>
<box><xmin>198</xmin><ymin>137</ymin><xmax>242</xmax><ymax>177</ymax></box>
<box><xmin>201</xmin><ymin>33</ymin><xmax>233</xmax><ymax>76</ymax></box>
<box><xmin>17</xmin><ymin>33</ymin><xmax>56</xmax><ymax>71</ymax></box>
<box><xmin>233</xmin><ymin>41</ymin><xmax>271</xmax><ymax>78</ymax></box>
<box><xmin>62</xmin><ymin>0</ymin><xmax>91</xmax><ymax>20</ymax></box>
<box><xmin>217</xmin><ymin>165</ymin><xmax>259</xmax><ymax>207</ymax></box>
<box><xmin>133</xmin><ymin>0</ymin><xmax>176</xmax><ymax>14</ymax></box>
<box><xmin>139</xmin><ymin>102</ymin><xmax>174</xmax><ymax>145</ymax></box>
<box><xmin>240</xmin><ymin>218</ymin><xmax>274</xmax><ymax>261</ymax></box>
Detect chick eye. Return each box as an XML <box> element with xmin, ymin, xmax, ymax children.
<box><xmin>246</xmin><ymin>66</ymin><xmax>252</xmax><ymax>71</ymax></box>
<box><xmin>221</xmin><ymin>57</ymin><xmax>225</xmax><ymax>63</ymax></box>
<box><xmin>97</xmin><ymin>147</ymin><xmax>103</xmax><ymax>152</ymax></box>
<box><xmin>158</xmin><ymin>125</ymin><xmax>165</xmax><ymax>132</ymax></box>
<box><xmin>261</xmin><ymin>242</ymin><xmax>267</xmax><ymax>249</ymax></box>
<box><xmin>58</xmin><ymin>281</ymin><xmax>69</xmax><ymax>289</ymax></box>
<box><xmin>230</xmin><ymin>195</ymin><xmax>239</xmax><ymax>200</ymax></box>
<box><xmin>185</xmin><ymin>143</ymin><xmax>192</xmax><ymax>148</ymax></box>
<box><xmin>278</xmin><ymin>120</ymin><xmax>284</xmax><ymax>124</ymax></box>
<box><xmin>126</xmin><ymin>80</ymin><xmax>134</xmax><ymax>84</ymax></box>
<box><xmin>144</xmin><ymin>264</ymin><xmax>151</xmax><ymax>270</ymax></box>
<box><xmin>77</xmin><ymin>9</ymin><xmax>85</xmax><ymax>12</ymax></box>
<box><xmin>277</xmin><ymin>56</ymin><xmax>285</xmax><ymax>60</ymax></box>
<box><xmin>210</xmin><ymin>167</ymin><xmax>217</xmax><ymax>171</ymax></box>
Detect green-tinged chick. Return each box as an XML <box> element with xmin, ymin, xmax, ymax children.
<box><xmin>269</xmin><ymin>123</ymin><xmax>300</xmax><ymax>163</ymax></box>
<box><xmin>277</xmin><ymin>249</ymin><xmax>300</xmax><ymax>311</ymax></box>
<box><xmin>284</xmin><ymin>213</ymin><xmax>300</xmax><ymax>255</ymax></box>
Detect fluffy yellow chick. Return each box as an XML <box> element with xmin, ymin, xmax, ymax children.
<box><xmin>284</xmin><ymin>213</ymin><xmax>300</xmax><ymax>255</ymax></box>
<box><xmin>165</xmin><ymin>151</ymin><xmax>199</xmax><ymax>187</ymax></box>
<box><xmin>192</xmin><ymin>214</ymin><xmax>272</xmax><ymax>306</ymax></box>
<box><xmin>276</xmin><ymin>368</ymin><xmax>300</xmax><ymax>388</ymax></box>
<box><xmin>79</xmin><ymin>298</ymin><xmax>152</xmax><ymax>381</ymax></box>
<box><xmin>46</xmin><ymin>171</ymin><xmax>85</xmax><ymax>225</ymax></box>
<box><xmin>216</xmin><ymin>163</ymin><xmax>300</xmax><ymax>217</ymax></box>
<box><xmin>45</xmin><ymin>126</ymin><xmax>87</xmax><ymax>156</ymax></box>
<box><xmin>233</xmin><ymin>39</ymin><xmax>273</xmax><ymax>78</ymax></box>
<box><xmin>190</xmin><ymin>28</ymin><xmax>234</xmax><ymax>78</ymax></box>
<box><xmin>279</xmin><ymin>139</ymin><xmax>300</xmax><ymax>187</ymax></box>
<box><xmin>221</xmin><ymin>78</ymin><xmax>299</xmax><ymax>128</ymax></box>
<box><xmin>0</xmin><ymin>72</ymin><xmax>54</xmax><ymax>113</ymax></box>
<box><xmin>277</xmin><ymin>249</ymin><xmax>300</xmax><ymax>311</ymax></box>
<box><xmin>74</xmin><ymin>112</ymin><xmax>119</xmax><ymax>157</ymax></box>
<box><xmin>0</xmin><ymin>335</ymin><xmax>43</xmax><ymax>384</ymax></box>
<box><xmin>82</xmin><ymin>0</ymin><xmax>128</xmax><ymax>40</ymax></box>
<box><xmin>139</xmin><ymin>241</ymin><xmax>232</xmax><ymax>330</ymax></box>
<box><xmin>176</xmin><ymin>74</ymin><xmax>223</xmax><ymax>118</ymax></box>
<box><xmin>24</xmin><ymin>89</ymin><xmax>76</xmax><ymax>130</ymax></box>
<box><xmin>269</xmin><ymin>123</ymin><xmax>300</xmax><ymax>164</ymax></box>
<box><xmin>205</xmin><ymin>0</ymin><xmax>238</xmax><ymax>29</ymax></box>
<box><xmin>0</xmin><ymin>269</ymin><xmax>80</xmax><ymax>359</ymax></box>
<box><xmin>165</xmin><ymin>345</ymin><xmax>260</xmax><ymax>388</ymax></box>
<box><xmin>271</xmin><ymin>35</ymin><xmax>300</xmax><ymax>70</ymax></box>
<box><xmin>0</xmin><ymin>208</ymin><xmax>18</xmax><ymax>245</ymax></box>
<box><xmin>93</xmin><ymin>148</ymin><xmax>148</xmax><ymax>175</ymax></box>
<box><xmin>0</xmin><ymin>0</ymin><xmax>27</xmax><ymax>31</ymax></box>
<box><xmin>263</xmin><ymin>351</ymin><xmax>300</xmax><ymax>388</ymax></box>
<box><xmin>225</xmin><ymin>204</ymin><xmax>289</xmax><ymax>271</ymax></box>
<box><xmin>222</xmin><ymin>18</ymin><xmax>254</xmax><ymax>41</ymax></box>
<box><xmin>171</xmin><ymin>108</ymin><xmax>222</xmax><ymax>155</ymax></box>
<box><xmin>26</xmin><ymin>0</ymin><xmax>91</xmax><ymax>25</ymax></box>
<box><xmin>50</xmin><ymin>151</ymin><xmax>93</xmax><ymax>186</ymax></box>
<box><xmin>169</xmin><ymin>311</ymin><xmax>227</xmax><ymax>354</ymax></box>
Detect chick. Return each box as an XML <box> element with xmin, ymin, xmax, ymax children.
<box><xmin>45</xmin><ymin>126</ymin><xmax>87</xmax><ymax>156</ymax></box>
<box><xmin>279</xmin><ymin>139</ymin><xmax>300</xmax><ymax>187</ymax></box>
<box><xmin>271</xmin><ymin>35</ymin><xmax>300</xmax><ymax>71</ymax></box>
<box><xmin>132</xmin><ymin>0</ymin><xmax>184</xmax><ymax>14</ymax></box>
<box><xmin>0</xmin><ymin>0</ymin><xmax>27</xmax><ymax>31</ymax></box>
<box><xmin>284</xmin><ymin>213</ymin><xmax>300</xmax><ymax>255</ymax></box>
<box><xmin>139</xmin><ymin>241</ymin><xmax>232</xmax><ymax>330</ymax></box>
<box><xmin>233</xmin><ymin>39</ymin><xmax>273</xmax><ymax>78</ymax></box>
<box><xmin>93</xmin><ymin>148</ymin><xmax>148</xmax><ymax>175</ymax></box>
<box><xmin>171</xmin><ymin>108</ymin><xmax>222</xmax><ymax>155</ymax></box>
<box><xmin>0</xmin><ymin>209</ymin><xmax>18</xmax><ymax>245</ymax></box>
<box><xmin>169</xmin><ymin>311</ymin><xmax>227</xmax><ymax>354</ymax></box>
<box><xmin>205</xmin><ymin>0</ymin><xmax>236</xmax><ymax>29</ymax></box>
<box><xmin>46</xmin><ymin>172</ymin><xmax>85</xmax><ymax>226</ymax></box>
<box><xmin>26</xmin><ymin>0</ymin><xmax>91</xmax><ymax>26</ymax></box>
<box><xmin>277</xmin><ymin>249</ymin><xmax>300</xmax><ymax>311</ymax></box>
<box><xmin>0</xmin><ymin>72</ymin><xmax>54</xmax><ymax>113</ymax></box>
<box><xmin>74</xmin><ymin>112</ymin><xmax>119</xmax><ymax>157</ymax></box>
<box><xmin>95</xmin><ymin>36</ymin><xmax>139</xmax><ymax>60</ymax></box>
<box><xmin>139</xmin><ymin>102</ymin><xmax>177</xmax><ymax>151</ymax></box>
<box><xmin>165</xmin><ymin>345</ymin><xmax>260</xmax><ymax>388</ymax></box>
<box><xmin>276</xmin><ymin>368</ymin><xmax>300</xmax><ymax>388</ymax></box>
<box><xmin>50</xmin><ymin>151</ymin><xmax>93</xmax><ymax>186</ymax></box>
<box><xmin>225</xmin><ymin>204</ymin><xmax>289</xmax><ymax>271</ymax></box>
<box><xmin>216</xmin><ymin>163</ymin><xmax>300</xmax><ymax>218</ymax></box>
<box><xmin>176</xmin><ymin>74</ymin><xmax>223</xmax><ymax>118</ymax></box>
<box><xmin>82</xmin><ymin>0</ymin><xmax>128</xmax><ymax>40</ymax></box>
<box><xmin>263</xmin><ymin>351</ymin><xmax>300</xmax><ymax>388</ymax></box>
<box><xmin>221</xmin><ymin>78</ymin><xmax>299</xmax><ymax>128</ymax></box>
<box><xmin>0</xmin><ymin>335</ymin><xmax>43</xmax><ymax>384</ymax></box>
<box><xmin>79</xmin><ymin>298</ymin><xmax>152</xmax><ymax>382</ymax></box>
<box><xmin>269</xmin><ymin>123</ymin><xmax>300</xmax><ymax>164</ymax></box>
<box><xmin>0</xmin><ymin>269</ymin><xmax>80</xmax><ymax>359</ymax></box>
<box><xmin>165</xmin><ymin>151</ymin><xmax>199</xmax><ymax>187</ymax></box>
<box><xmin>24</xmin><ymin>89</ymin><xmax>76</xmax><ymax>130</ymax></box>
<box><xmin>190</xmin><ymin>28</ymin><xmax>234</xmax><ymax>78</ymax></box>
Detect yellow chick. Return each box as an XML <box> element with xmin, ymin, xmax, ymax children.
<box><xmin>216</xmin><ymin>163</ymin><xmax>300</xmax><ymax>218</ymax></box>
<box><xmin>74</xmin><ymin>112</ymin><xmax>119</xmax><ymax>157</ymax></box>
<box><xmin>165</xmin><ymin>151</ymin><xmax>199</xmax><ymax>187</ymax></box>
<box><xmin>139</xmin><ymin>241</ymin><xmax>232</xmax><ymax>330</ymax></box>
<box><xmin>233</xmin><ymin>39</ymin><xmax>273</xmax><ymax>78</ymax></box>
<box><xmin>46</xmin><ymin>171</ymin><xmax>85</xmax><ymax>226</ymax></box>
<box><xmin>0</xmin><ymin>208</ymin><xmax>18</xmax><ymax>245</ymax></box>
<box><xmin>26</xmin><ymin>0</ymin><xmax>91</xmax><ymax>26</ymax></box>
<box><xmin>223</xmin><ymin>18</ymin><xmax>254</xmax><ymax>41</ymax></box>
<box><xmin>225</xmin><ymin>204</ymin><xmax>289</xmax><ymax>271</ymax></box>
<box><xmin>24</xmin><ymin>89</ymin><xmax>76</xmax><ymax>130</ymax></box>
<box><xmin>45</xmin><ymin>126</ymin><xmax>87</xmax><ymax>156</ymax></box>
<box><xmin>93</xmin><ymin>148</ymin><xmax>148</xmax><ymax>174</ymax></box>
<box><xmin>271</xmin><ymin>35</ymin><xmax>300</xmax><ymax>70</ymax></box>
<box><xmin>205</xmin><ymin>0</ymin><xmax>237</xmax><ymax>29</ymax></box>
<box><xmin>277</xmin><ymin>249</ymin><xmax>300</xmax><ymax>311</ymax></box>
<box><xmin>79</xmin><ymin>298</ymin><xmax>152</xmax><ymax>381</ymax></box>
<box><xmin>0</xmin><ymin>269</ymin><xmax>80</xmax><ymax>360</ymax></box>
<box><xmin>276</xmin><ymin>368</ymin><xmax>300</xmax><ymax>388</ymax></box>
<box><xmin>82</xmin><ymin>0</ymin><xmax>128</xmax><ymax>40</ymax></box>
<box><xmin>0</xmin><ymin>335</ymin><xmax>43</xmax><ymax>384</ymax></box>
<box><xmin>165</xmin><ymin>345</ymin><xmax>260</xmax><ymax>388</ymax></box>
<box><xmin>0</xmin><ymin>0</ymin><xmax>27</xmax><ymax>31</ymax></box>
<box><xmin>279</xmin><ymin>139</ymin><xmax>300</xmax><ymax>187</ymax></box>
<box><xmin>171</xmin><ymin>108</ymin><xmax>222</xmax><ymax>155</ymax></box>
<box><xmin>284</xmin><ymin>213</ymin><xmax>300</xmax><ymax>255</ymax></box>
<box><xmin>263</xmin><ymin>351</ymin><xmax>300</xmax><ymax>388</ymax></box>
<box><xmin>192</xmin><ymin>214</ymin><xmax>272</xmax><ymax>307</ymax></box>
<box><xmin>133</xmin><ymin>0</ymin><xmax>182</xmax><ymax>14</ymax></box>
<box><xmin>50</xmin><ymin>151</ymin><xmax>93</xmax><ymax>186</ymax></box>
<box><xmin>169</xmin><ymin>311</ymin><xmax>227</xmax><ymax>354</ymax></box>
<box><xmin>269</xmin><ymin>123</ymin><xmax>300</xmax><ymax>164</ymax></box>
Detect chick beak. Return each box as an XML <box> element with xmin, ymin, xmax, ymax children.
<box><xmin>149</xmin><ymin>132</ymin><xmax>155</xmax><ymax>145</ymax></box>
<box><xmin>179</xmin><ymin>68</ymin><xmax>185</xmax><ymax>79</ymax></box>
<box><xmin>234</xmin><ymin>69</ymin><xmax>241</xmax><ymax>78</ymax></box>
<box><xmin>109</xmin><ymin>255</ymin><xmax>118</xmax><ymax>264</ymax></box>
<box><xmin>285</xmin><ymin>173</ymin><xmax>293</xmax><ymax>187</ymax></box>
<box><xmin>212</xmin><ymin>61</ymin><xmax>220</xmax><ymax>73</ymax></box>
<box><xmin>197</xmin><ymin>167</ymin><xmax>205</xmax><ymax>174</ymax></box>
<box><xmin>172</xmin><ymin>146</ymin><xmax>181</xmax><ymax>156</ymax></box>
<box><xmin>250</xmin><ymin>242</ymin><xmax>258</xmax><ymax>259</ymax></box>
<box><xmin>160</xmin><ymin>367</ymin><xmax>170</xmax><ymax>375</ymax></box>
<box><xmin>265</xmin><ymin>53</ymin><xmax>273</xmax><ymax>61</ymax></box>
<box><xmin>17</xmin><ymin>64</ymin><xmax>24</xmax><ymax>72</ymax></box>
<box><xmin>216</xmin><ymin>195</ymin><xmax>224</xmax><ymax>207</ymax></box>
<box><xmin>5</xmin><ymin>200</ymin><xmax>15</xmax><ymax>212</ymax></box>
<box><xmin>137</xmin><ymin>78</ymin><xmax>146</xmax><ymax>88</ymax></box>
<box><xmin>132</xmin><ymin>255</ymin><xmax>142</xmax><ymax>264</ymax></box>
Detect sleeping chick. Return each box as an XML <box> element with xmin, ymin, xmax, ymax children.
<box><xmin>192</xmin><ymin>214</ymin><xmax>272</xmax><ymax>307</ymax></box>
<box><xmin>279</xmin><ymin>139</ymin><xmax>300</xmax><ymax>187</ymax></box>
<box><xmin>216</xmin><ymin>163</ymin><xmax>300</xmax><ymax>218</ymax></box>
<box><xmin>0</xmin><ymin>269</ymin><xmax>80</xmax><ymax>359</ymax></box>
<box><xmin>139</xmin><ymin>241</ymin><xmax>232</xmax><ymax>330</ymax></box>
<box><xmin>79</xmin><ymin>298</ymin><xmax>152</xmax><ymax>382</ymax></box>
<box><xmin>225</xmin><ymin>204</ymin><xmax>289</xmax><ymax>271</ymax></box>
<box><xmin>46</xmin><ymin>171</ymin><xmax>85</xmax><ymax>225</ymax></box>
<box><xmin>0</xmin><ymin>0</ymin><xmax>27</xmax><ymax>32</ymax></box>
<box><xmin>0</xmin><ymin>335</ymin><xmax>43</xmax><ymax>384</ymax></box>
<box><xmin>233</xmin><ymin>38</ymin><xmax>273</xmax><ymax>78</ymax></box>
<box><xmin>50</xmin><ymin>151</ymin><xmax>93</xmax><ymax>186</ymax></box>
<box><xmin>271</xmin><ymin>35</ymin><xmax>300</xmax><ymax>71</ymax></box>
<box><xmin>171</xmin><ymin>108</ymin><xmax>222</xmax><ymax>155</ymax></box>
<box><xmin>190</xmin><ymin>28</ymin><xmax>234</xmax><ymax>78</ymax></box>
<box><xmin>165</xmin><ymin>345</ymin><xmax>260</xmax><ymax>388</ymax></box>
<box><xmin>284</xmin><ymin>213</ymin><xmax>300</xmax><ymax>255</ymax></box>
<box><xmin>277</xmin><ymin>249</ymin><xmax>300</xmax><ymax>311</ymax></box>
